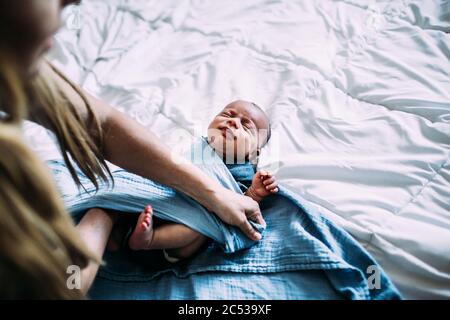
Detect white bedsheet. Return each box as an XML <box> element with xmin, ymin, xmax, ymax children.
<box><xmin>24</xmin><ymin>0</ymin><xmax>450</xmax><ymax>299</ymax></box>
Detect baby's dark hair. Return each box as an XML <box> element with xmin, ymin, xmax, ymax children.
<box><xmin>251</xmin><ymin>102</ymin><xmax>271</xmax><ymax>147</ymax></box>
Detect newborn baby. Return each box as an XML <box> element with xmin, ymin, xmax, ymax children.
<box><xmin>128</xmin><ymin>100</ymin><xmax>278</xmax><ymax>261</ymax></box>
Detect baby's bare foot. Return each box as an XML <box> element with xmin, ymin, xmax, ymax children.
<box><xmin>128</xmin><ymin>205</ymin><xmax>154</xmax><ymax>250</ymax></box>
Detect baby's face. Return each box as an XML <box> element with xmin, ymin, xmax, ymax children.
<box><xmin>207</xmin><ymin>100</ymin><xmax>269</xmax><ymax>163</ymax></box>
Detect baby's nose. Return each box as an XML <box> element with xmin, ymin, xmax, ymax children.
<box><xmin>227</xmin><ymin>119</ymin><xmax>239</xmax><ymax>128</ymax></box>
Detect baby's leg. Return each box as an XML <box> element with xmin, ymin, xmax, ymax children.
<box><xmin>128</xmin><ymin>205</ymin><xmax>205</xmax><ymax>253</ymax></box>
<box><xmin>151</xmin><ymin>222</ymin><xmax>206</xmax><ymax>251</ymax></box>
<box><xmin>165</xmin><ymin>234</ymin><xmax>207</xmax><ymax>260</ymax></box>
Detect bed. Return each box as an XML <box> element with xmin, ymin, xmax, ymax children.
<box><xmin>23</xmin><ymin>0</ymin><xmax>450</xmax><ymax>299</ymax></box>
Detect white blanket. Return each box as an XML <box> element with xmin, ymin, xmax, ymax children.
<box><xmin>24</xmin><ymin>0</ymin><xmax>450</xmax><ymax>299</ymax></box>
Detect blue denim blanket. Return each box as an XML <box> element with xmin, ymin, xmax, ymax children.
<box><xmin>47</xmin><ymin>138</ymin><xmax>401</xmax><ymax>299</ymax></box>
<box><xmin>48</xmin><ymin>138</ymin><xmax>264</xmax><ymax>253</ymax></box>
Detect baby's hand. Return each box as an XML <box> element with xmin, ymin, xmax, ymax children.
<box><xmin>247</xmin><ymin>170</ymin><xmax>279</xmax><ymax>202</ymax></box>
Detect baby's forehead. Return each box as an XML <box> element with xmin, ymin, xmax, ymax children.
<box><xmin>222</xmin><ymin>102</ymin><xmax>269</xmax><ymax>129</ymax></box>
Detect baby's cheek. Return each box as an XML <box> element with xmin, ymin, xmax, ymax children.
<box><xmin>233</xmin><ymin>135</ymin><xmax>248</xmax><ymax>157</ymax></box>
<box><xmin>245</xmin><ymin>135</ymin><xmax>258</xmax><ymax>155</ymax></box>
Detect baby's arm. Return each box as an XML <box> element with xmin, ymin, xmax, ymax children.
<box><xmin>245</xmin><ymin>171</ymin><xmax>279</xmax><ymax>202</ymax></box>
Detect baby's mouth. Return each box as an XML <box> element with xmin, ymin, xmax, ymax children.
<box><xmin>221</xmin><ymin>127</ymin><xmax>235</xmax><ymax>140</ymax></box>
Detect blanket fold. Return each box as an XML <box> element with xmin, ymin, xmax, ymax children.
<box><xmin>48</xmin><ymin>138</ymin><xmax>401</xmax><ymax>299</ymax></box>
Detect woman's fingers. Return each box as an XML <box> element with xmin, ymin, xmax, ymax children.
<box><xmin>213</xmin><ymin>189</ymin><xmax>265</xmax><ymax>240</ymax></box>
<box><xmin>246</xmin><ymin>206</ymin><xmax>266</xmax><ymax>228</ymax></box>
<box><xmin>239</xmin><ymin>219</ymin><xmax>262</xmax><ymax>241</ymax></box>
<box><xmin>262</xmin><ymin>177</ymin><xmax>274</xmax><ymax>185</ymax></box>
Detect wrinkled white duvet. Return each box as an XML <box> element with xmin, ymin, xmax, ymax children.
<box><xmin>23</xmin><ymin>0</ymin><xmax>450</xmax><ymax>299</ymax></box>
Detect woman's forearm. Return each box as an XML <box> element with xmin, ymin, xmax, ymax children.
<box><xmin>45</xmin><ymin>62</ymin><xmax>224</xmax><ymax>211</ymax></box>
<box><xmin>101</xmin><ymin>106</ymin><xmax>222</xmax><ymax>210</ymax></box>
<box><xmin>76</xmin><ymin>208</ymin><xmax>115</xmax><ymax>295</ymax></box>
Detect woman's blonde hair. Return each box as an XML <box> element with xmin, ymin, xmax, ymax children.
<box><xmin>0</xmin><ymin>52</ymin><xmax>27</xmax><ymax>123</ymax></box>
<box><xmin>0</xmin><ymin>123</ymin><xmax>100</xmax><ymax>299</ymax></box>
<box><xmin>27</xmin><ymin>63</ymin><xmax>113</xmax><ymax>190</ymax></box>
<box><xmin>0</xmin><ymin>47</ymin><xmax>108</xmax><ymax>298</ymax></box>
<box><xmin>0</xmin><ymin>51</ymin><xmax>113</xmax><ymax>190</ymax></box>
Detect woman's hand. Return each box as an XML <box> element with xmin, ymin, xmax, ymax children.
<box><xmin>208</xmin><ymin>188</ymin><xmax>265</xmax><ymax>241</ymax></box>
